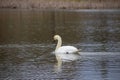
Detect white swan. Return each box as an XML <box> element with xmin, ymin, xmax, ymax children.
<box><xmin>54</xmin><ymin>35</ymin><xmax>81</xmax><ymax>69</ymax></box>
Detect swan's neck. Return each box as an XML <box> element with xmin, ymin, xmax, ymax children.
<box><xmin>55</xmin><ymin>37</ymin><xmax>62</xmax><ymax>51</ymax></box>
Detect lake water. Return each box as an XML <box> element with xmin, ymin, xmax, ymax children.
<box><xmin>0</xmin><ymin>9</ymin><xmax>120</xmax><ymax>80</ymax></box>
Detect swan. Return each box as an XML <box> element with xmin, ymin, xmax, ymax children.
<box><xmin>53</xmin><ymin>35</ymin><xmax>81</xmax><ymax>70</ymax></box>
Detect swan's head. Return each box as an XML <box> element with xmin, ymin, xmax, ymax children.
<box><xmin>54</xmin><ymin>35</ymin><xmax>61</xmax><ymax>40</ymax></box>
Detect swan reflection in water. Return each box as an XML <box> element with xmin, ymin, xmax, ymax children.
<box><xmin>53</xmin><ymin>35</ymin><xmax>81</xmax><ymax>72</ymax></box>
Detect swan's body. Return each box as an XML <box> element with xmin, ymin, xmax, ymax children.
<box><xmin>53</xmin><ymin>35</ymin><xmax>80</xmax><ymax>71</ymax></box>
<box><xmin>55</xmin><ymin>46</ymin><xmax>80</xmax><ymax>61</ymax></box>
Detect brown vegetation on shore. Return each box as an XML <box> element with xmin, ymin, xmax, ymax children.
<box><xmin>0</xmin><ymin>0</ymin><xmax>120</xmax><ymax>9</ymax></box>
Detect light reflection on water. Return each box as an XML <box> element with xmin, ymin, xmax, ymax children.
<box><xmin>0</xmin><ymin>44</ymin><xmax>120</xmax><ymax>80</ymax></box>
<box><xmin>0</xmin><ymin>9</ymin><xmax>120</xmax><ymax>80</ymax></box>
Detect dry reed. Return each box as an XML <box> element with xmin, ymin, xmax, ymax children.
<box><xmin>0</xmin><ymin>0</ymin><xmax>120</xmax><ymax>9</ymax></box>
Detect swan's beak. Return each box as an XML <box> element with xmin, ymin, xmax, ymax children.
<box><xmin>52</xmin><ymin>39</ymin><xmax>56</xmax><ymax>43</ymax></box>
<box><xmin>53</xmin><ymin>37</ymin><xmax>57</xmax><ymax>41</ymax></box>
<box><xmin>52</xmin><ymin>36</ymin><xmax>56</xmax><ymax>43</ymax></box>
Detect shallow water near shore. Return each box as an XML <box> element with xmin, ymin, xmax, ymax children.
<box><xmin>0</xmin><ymin>9</ymin><xmax>120</xmax><ymax>80</ymax></box>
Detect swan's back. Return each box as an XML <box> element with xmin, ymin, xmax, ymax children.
<box><xmin>55</xmin><ymin>46</ymin><xmax>78</xmax><ymax>54</ymax></box>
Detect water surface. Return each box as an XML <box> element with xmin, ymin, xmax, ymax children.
<box><xmin>0</xmin><ymin>9</ymin><xmax>120</xmax><ymax>80</ymax></box>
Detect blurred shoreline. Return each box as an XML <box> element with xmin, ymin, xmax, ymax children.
<box><xmin>0</xmin><ymin>0</ymin><xmax>120</xmax><ymax>9</ymax></box>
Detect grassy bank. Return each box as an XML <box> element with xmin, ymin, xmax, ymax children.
<box><xmin>0</xmin><ymin>0</ymin><xmax>120</xmax><ymax>9</ymax></box>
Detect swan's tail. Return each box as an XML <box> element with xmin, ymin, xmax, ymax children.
<box><xmin>73</xmin><ymin>49</ymin><xmax>81</xmax><ymax>55</ymax></box>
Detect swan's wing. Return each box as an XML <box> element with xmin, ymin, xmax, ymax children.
<box><xmin>55</xmin><ymin>46</ymin><xmax>79</xmax><ymax>54</ymax></box>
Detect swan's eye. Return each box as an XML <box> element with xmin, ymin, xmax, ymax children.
<box><xmin>66</xmin><ymin>52</ymin><xmax>69</xmax><ymax>54</ymax></box>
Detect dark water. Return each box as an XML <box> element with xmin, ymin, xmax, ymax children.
<box><xmin>0</xmin><ymin>9</ymin><xmax>120</xmax><ymax>80</ymax></box>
